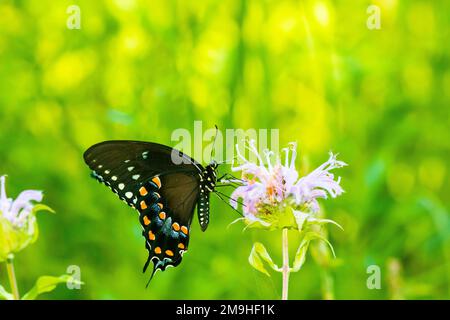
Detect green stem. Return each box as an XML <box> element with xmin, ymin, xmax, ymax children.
<box><xmin>321</xmin><ymin>269</ymin><xmax>335</xmax><ymax>300</ymax></box>
<box><xmin>6</xmin><ymin>254</ymin><xmax>19</xmax><ymax>300</ymax></box>
<box><xmin>281</xmin><ymin>228</ymin><xmax>290</xmax><ymax>300</ymax></box>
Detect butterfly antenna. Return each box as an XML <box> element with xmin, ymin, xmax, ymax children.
<box><xmin>216</xmin><ymin>155</ymin><xmax>238</xmax><ymax>165</ymax></box>
<box><xmin>210</xmin><ymin>125</ymin><xmax>219</xmax><ymax>162</ymax></box>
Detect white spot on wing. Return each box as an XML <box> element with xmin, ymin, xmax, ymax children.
<box><xmin>118</xmin><ymin>183</ymin><xmax>125</xmax><ymax>190</ymax></box>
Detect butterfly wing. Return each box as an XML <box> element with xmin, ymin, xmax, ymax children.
<box><xmin>83</xmin><ymin>140</ymin><xmax>202</xmax><ymax>207</ymax></box>
<box><xmin>83</xmin><ymin>141</ymin><xmax>204</xmax><ymax>278</ymax></box>
<box><xmin>137</xmin><ymin>172</ymin><xmax>199</xmax><ymax>277</ymax></box>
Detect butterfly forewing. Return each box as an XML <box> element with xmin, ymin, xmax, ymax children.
<box><xmin>84</xmin><ymin>141</ymin><xmax>201</xmax><ymax>201</ymax></box>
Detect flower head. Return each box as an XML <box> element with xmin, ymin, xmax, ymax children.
<box><xmin>0</xmin><ymin>175</ymin><xmax>51</xmax><ymax>261</ymax></box>
<box><xmin>1</xmin><ymin>176</ymin><xmax>43</xmax><ymax>229</ymax></box>
<box><xmin>229</xmin><ymin>140</ymin><xmax>347</xmax><ymax>230</ymax></box>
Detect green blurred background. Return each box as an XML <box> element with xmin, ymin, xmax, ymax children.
<box><xmin>0</xmin><ymin>0</ymin><xmax>449</xmax><ymax>299</ymax></box>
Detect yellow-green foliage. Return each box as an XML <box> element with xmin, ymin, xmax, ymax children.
<box><xmin>0</xmin><ymin>0</ymin><xmax>448</xmax><ymax>299</ymax></box>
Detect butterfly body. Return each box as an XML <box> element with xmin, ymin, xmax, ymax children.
<box><xmin>83</xmin><ymin>140</ymin><xmax>218</xmax><ymax>280</ymax></box>
<box><xmin>197</xmin><ymin>161</ymin><xmax>218</xmax><ymax>231</ymax></box>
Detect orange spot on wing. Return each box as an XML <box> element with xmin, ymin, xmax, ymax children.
<box><xmin>154</xmin><ymin>247</ymin><xmax>161</xmax><ymax>254</ymax></box>
<box><xmin>151</xmin><ymin>176</ymin><xmax>161</xmax><ymax>189</ymax></box>
<box><xmin>165</xmin><ymin>250</ymin><xmax>174</xmax><ymax>257</ymax></box>
<box><xmin>172</xmin><ymin>222</ymin><xmax>180</xmax><ymax>231</ymax></box>
<box><xmin>159</xmin><ymin>212</ymin><xmax>166</xmax><ymax>220</ymax></box>
<box><xmin>139</xmin><ymin>187</ymin><xmax>148</xmax><ymax>196</ymax></box>
<box><xmin>157</xmin><ymin>203</ymin><xmax>163</xmax><ymax>209</ymax></box>
<box><xmin>178</xmin><ymin>243</ymin><xmax>185</xmax><ymax>250</ymax></box>
<box><xmin>143</xmin><ymin>216</ymin><xmax>150</xmax><ymax>226</ymax></box>
<box><xmin>181</xmin><ymin>226</ymin><xmax>189</xmax><ymax>235</ymax></box>
<box><xmin>140</xmin><ymin>201</ymin><xmax>147</xmax><ymax>210</ymax></box>
<box><xmin>148</xmin><ymin>230</ymin><xmax>155</xmax><ymax>241</ymax></box>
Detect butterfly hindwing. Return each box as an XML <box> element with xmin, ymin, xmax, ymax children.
<box><xmin>137</xmin><ymin>172</ymin><xmax>200</xmax><ymax>274</ymax></box>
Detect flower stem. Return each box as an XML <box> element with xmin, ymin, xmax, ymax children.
<box><xmin>321</xmin><ymin>269</ymin><xmax>335</xmax><ymax>300</ymax></box>
<box><xmin>281</xmin><ymin>228</ymin><xmax>290</xmax><ymax>300</ymax></box>
<box><xmin>6</xmin><ymin>254</ymin><xmax>20</xmax><ymax>300</ymax></box>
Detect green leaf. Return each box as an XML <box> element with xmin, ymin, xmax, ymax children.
<box><xmin>243</xmin><ymin>219</ymin><xmax>271</xmax><ymax>230</ymax></box>
<box><xmin>22</xmin><ymin>204</ymin><xmax>54</xmax><ymax>245</ymax></box>
<box><xmin>291</xmin><ymin>237</ymin><xmax>311</xmax><ymax>272</ymax></box>
<box><xmin>306</xmin><ymin>217</ymin><xmax>344</xmax><ymax>230</ymax></box>
<box><xmin>291</xmin><ymin>231</ymin><xmax>337</xmax><ymax>272</ymax></box>
<box><xmin>21</xmin><ymin>275</ymin><xmax>82</xmax><ymax>300</ymax></box>
<box><xmin>248</xmin><ymin>242</ymin><xmax>281</xmax><ymax>276</ymax></box>
<box><xmin>0</xmin><ymin>284</ymin><xmax>13</xmax><ymax>300</ymax></box>
<box><xmin>305</xmin><ymin>231</ymin><xmax>336</xmax><ymax>258</ymax></box>
<box><xmin>292</xmin><ymin>209</ymin><xmax>309</xmax><ymax>231</ymax></box>
<box><xmin>31</xmin><ymin>204</ymin><xmax>55</xmax><ymax>215</ymax></box>
<box><xmin>278</xmin><ymin>207</ymin><xmax>297</xmax><ymax>229</ymax></box>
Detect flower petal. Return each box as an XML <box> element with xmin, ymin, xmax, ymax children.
<box><xmin>0</xmin><ymin>176</ymin><xmax>13</xmax><ymax>220</ymax></box>
<box><xmin>9</xmin><ymin>190</ymin><xmax>43</xmax><ymax>218</ymax></box>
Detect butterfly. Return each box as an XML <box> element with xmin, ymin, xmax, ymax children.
<box><xmin>83</xmin><ymin>140</ymin><xmax>221</xmax><ymax>283</ymax></box>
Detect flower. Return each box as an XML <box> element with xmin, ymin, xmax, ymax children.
<box><xmin>229</xmin><ymin>140</ymin><xmax>347</xmax><ymax>230</ymax></box>
<box><xmin>1</xmin><ymin>176</ymin><xmax>43</xmax><ymax>228</ymax></box>
<box><xmin>0</xmin><ymin>175</ymin><xmax>51</xmax><ymax>261</ymax></box>
<box><xmin>227</xmin><ymin>141</ymin><xmax>347</xmax><ymax>297</ymax></box>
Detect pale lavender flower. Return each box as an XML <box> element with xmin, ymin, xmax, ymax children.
<box><xmin>229</xmin><ymin>140</ymin><xmax>347</xmax><ymax>227</ymax></box>
<box><xmin>290</xmin><ymin>152</ymin><xmax>347</xmax><ymax>213</ymax></box>
<box><xmin>228</xmin><ymin>141</ymin><xmax>347</xmax><ymax>298</ymax></box>
<box><xmin>0</xmin><ymin>175</ymin><xmax>43</xmax><ymax>229</ymax></box>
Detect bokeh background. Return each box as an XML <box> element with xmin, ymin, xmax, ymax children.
<box><xmin>0</xmin><ymin>0</ymin><xmax>449</xmax><ymax>299</ymax></box>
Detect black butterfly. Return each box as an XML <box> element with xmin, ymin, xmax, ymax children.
<box><xmin>83</xmin><ymin>140</ymin><xmax>220</xmax><ymax>283</ymax></box>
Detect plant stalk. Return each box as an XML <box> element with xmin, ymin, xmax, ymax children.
<box><xmin>281</xmin><ymin>228</ymin><xmax>290</xmax><ymax>300</ymax></box>
<box><xmin>6</xmin><ymin>254</ymin><xmax>20</xmax><ymax>300</ymax></box>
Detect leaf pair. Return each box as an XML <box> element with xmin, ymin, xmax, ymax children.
<box><xmin>248</xmin><ymin>231</ymin><xmax>336</xmax><ymax>277</ymax></box>
<box><xmin>248</xmin><ymin>242</ymin><xmax>281</xmax><ymax>276</ymax></box>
